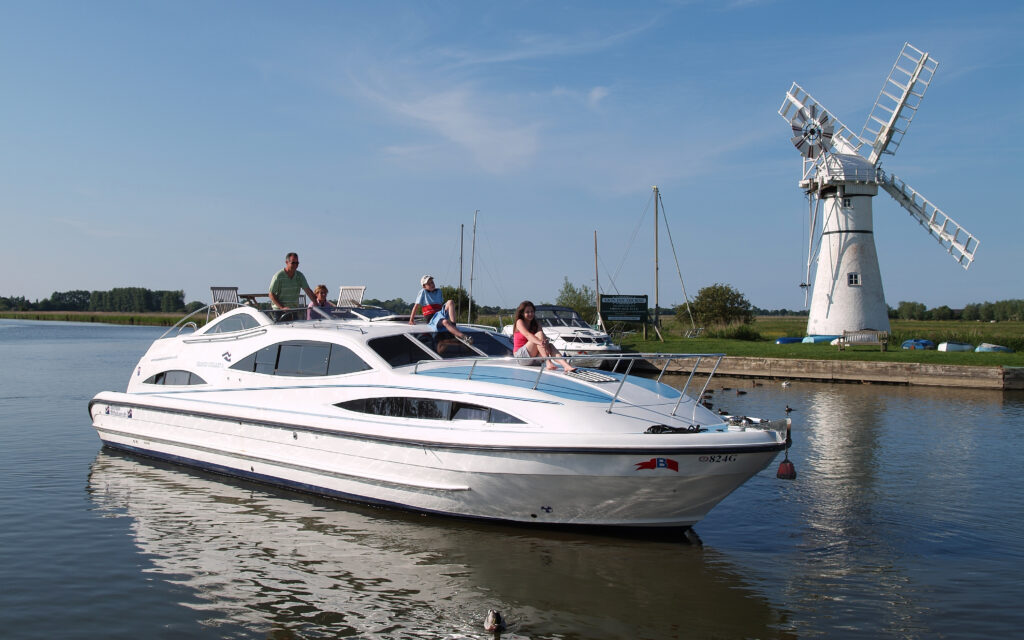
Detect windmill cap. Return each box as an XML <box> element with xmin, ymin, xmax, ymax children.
<box><xmin>420</xmin><ymin>275</ymin><xmax>434</xmax><ymax>286</ymax></box>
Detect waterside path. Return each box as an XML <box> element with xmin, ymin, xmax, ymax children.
<box><xmin>659</xmin><ymin>356</ymin><xmax>1024</xmax><ymax>390</ymax></box>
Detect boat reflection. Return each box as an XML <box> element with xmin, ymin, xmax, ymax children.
<box><xmin>88</xmin><ymin>449</ymin><xmax>793</xmax><ymax>639</ymax></box>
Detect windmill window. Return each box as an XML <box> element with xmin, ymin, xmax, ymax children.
<box><xmin>847</xmin><ymin>272</ymin><xmax>861</xmax><ymax>286</ymax></box>
<box><xmin>842</xmin><ymin>197</ymin><xmax>852</xmax><ymax>208</ymax></box>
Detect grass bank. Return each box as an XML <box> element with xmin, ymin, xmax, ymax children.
<box><xmin>619</xmin><ymin>316</ymin><xmax>1024</xmax><ymax>367</ymax></box>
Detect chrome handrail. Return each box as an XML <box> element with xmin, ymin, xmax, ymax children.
<box><xmin>411</xmin><ymin>352</ymin><xmax>726</xmax><ymax>412</ymax></box>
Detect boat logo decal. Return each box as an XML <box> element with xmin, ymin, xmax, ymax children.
<box><xmin>222</xmin><ymin>351</ymin><xmax>232</xmax><ymax>362</ymax></box>
<box><xmin>104</xmin><ymin>405</ymin><xmax>132</xmax><ymax>418</ymax></box>
<box><xmin>635</xmin><ymin>457</ymin><xmax>678</xmax><ymax>472</ymax></box>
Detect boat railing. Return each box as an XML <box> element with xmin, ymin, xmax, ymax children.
<box><xmin>412</xmin><ymin>352</ymin><xmax>724</xmax><ymax>416</ymax></box>
<box><xmin>160</xmin><ymin>303</ymin><xmax>275</xmax><ymax>339</ymax></box>
<box><xmin>159</xmin><ymin>304</ymin><xmax>228</xmax><ymax>339</ymax></box>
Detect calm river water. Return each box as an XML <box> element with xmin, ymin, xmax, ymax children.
<box><xmin>1</xmin><ymin>319</ymin><xmax>1022</xmax><ymax>639</ymax></box>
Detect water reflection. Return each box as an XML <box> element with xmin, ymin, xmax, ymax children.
<box><xmin>695</xmin><ymin>377</ymin><xmax>1024</xmax><ymax>638</ymax></box>
<box><xmin>88</xmin><ymin>450</ymin><xmax>793</xmax><ymax>639</ymax></box>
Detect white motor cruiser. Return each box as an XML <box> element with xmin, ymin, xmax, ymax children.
<box><xmin>89</xmin><ymin>301</ymin><xmax>788</xmax><ymax>529</ymax></box>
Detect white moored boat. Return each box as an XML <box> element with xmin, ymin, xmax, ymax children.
<box><xmin>501</xmin><ymin>304</ymin><xmax>621</xmax><ymax>368</ymax></box>
<box><xmin>89</xmin><ymin>301</ymin><xmax>788</xmax><ymax>529</ymax></box>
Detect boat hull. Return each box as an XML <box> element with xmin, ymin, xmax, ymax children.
<box><xmin>90</xmin><ymin>396</ymin><xmax>783</xmax><ymax>528</ymax></box>
<box><xmin>938</xmin><ymin>341</ymin><xmax>973</xmax><ymax>352</ymax></box>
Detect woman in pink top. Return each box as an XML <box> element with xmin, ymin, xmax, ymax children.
<box><xmin>512</xmin><ymin>300</ymin><xmax>575</xmax><ymax>372</ymax></box>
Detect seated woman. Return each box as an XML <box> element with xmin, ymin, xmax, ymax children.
<box><xmin>306</xmin><ymin>284</ymin><xmax>333</xmax><ymax>319</ymax></box>
<box><xmin>512</xmin><ymin>300</ymin><xmax>575</xmax><ymax>372</ymax></box>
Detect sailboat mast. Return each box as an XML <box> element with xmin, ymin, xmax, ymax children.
<box><xmin>469</xmin><ymin>210</ymin><xmax>477</xmax><ymax>324</ymax></box>
<box><xmin>594</xmin><ymin>230</ymin><xmax>600</xmax><ymax>327</ymax></box>
<box><xmin>458</xmin><ymin>224</ymin><xmax>464</xmax><ymax>319</ymax></box>
<box><xmin>653</xmin><ymin>185</ymin><xmax>660</xmax><ymax>331</ymax></box>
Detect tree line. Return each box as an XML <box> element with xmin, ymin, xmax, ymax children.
<box><xmin>1</xmin><ymin>288</ymin><xmax>187</xmax><ymax>313</ymax></box>
<box><xmin>6</xmin><ymin>283</ymin><xmax>1020</xmax><ymax>324</ymax></box>
<box><xmin>893</xmin><ymin>299</ymin><xmax>1024</xmax><ymax>322</ymax></box>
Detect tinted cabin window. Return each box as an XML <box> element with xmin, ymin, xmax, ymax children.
<box><xmin>329</xmin><ymin>345</ymin><xmax>369</xmax><ymax>375</ymax></box>
<box><xmin>411</xmin><ymin>331</ymin><xmax>512</xmax><ymax>358</ymax></box>
<box><xmin>336</xmin><ymin>397</ymin><xmax>522</xmax><ymax>424</ymax></box>
<box><xmin>230</xmin><ymin>341</ymin><xmax>370</xmax><ymax>377</ymax></box>
<box><xmin>369</xmin><ymin>335</ymin><xmax>435</xmax><ymax>367</ymax></box>
<box><xmin>143</xmin><ymin>370</ymin><xmax>207</xmax><ymax>385</ymax></box>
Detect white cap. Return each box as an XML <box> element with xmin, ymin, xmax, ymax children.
<box><xmin>421</xmin><ymin>275</ymin><xmax>434</xmax><ymax>286</ymax></box>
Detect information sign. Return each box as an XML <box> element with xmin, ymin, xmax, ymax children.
<box><xmin>599</xmin><ymin>294</ymin><xmax>648</xmax><ymax>322</ymax></box>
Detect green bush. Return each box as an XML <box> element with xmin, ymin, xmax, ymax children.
<box><xmin>706</xmin><ymin>323</ymin><xmax>763</xmax><ymax>341</ymax></box>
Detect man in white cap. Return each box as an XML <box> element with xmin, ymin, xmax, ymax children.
<box><xmin>408</xmin><ymin>275</ymin><xmax>467</xmax><ymax>339</ymax></box>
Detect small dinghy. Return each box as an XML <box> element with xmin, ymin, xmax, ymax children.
<box><xmin>937</xmin><ymin>341</ymin><xmax>973</xmax><ymax>352</ymax></box>
<box><xmin>975</xmin><ymin>343</ymin><xmax>1013</xmax><ymax>353</ymax></box>
<box><xmin>901</xmin><ymin>339</ymin><xmax>935</xmax><ymax>350</ymax></box>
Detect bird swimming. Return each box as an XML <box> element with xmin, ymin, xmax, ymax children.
<box><xmin>484</xmin><ymin>609</ymin><xmax>506</xmax><ymax>633</ymax></box>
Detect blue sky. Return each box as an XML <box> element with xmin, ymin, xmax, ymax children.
<box><xmin>2</xmin><ymin>1</ymin><xmax>1021</xmax><ymax>310</ymax></box>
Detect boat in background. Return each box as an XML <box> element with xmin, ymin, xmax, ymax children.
<box><xmin>775</xmin><ymin>337</ymin><xmax>803</xmax><ymax>345</ymax></box>
<box><xmin>975</xmin><ymin>343</ymin><xmax>1013</xmax><ymax>353</ymax></box>
<box><xmin>938</xmin><ymin>341</ymin><xmax>973</xmax><ymax>352</ymax></box>
<box><xmin>901</xmin><ymin>339</ymin><xmax>936</xmax><ymax>350</ymax></box>
<box><xmin>89</xmin><ymin>301</ymin><xmax>787</xmax><ymax>529</ymax></box>
<box><xmin>501</xmin><ymin>304</ymin><xmax>621</xmax><ymax>368</ymax></box>
<box><xmin>802</xmin><ymin>335</ymin><xmax>839</xmax><ymax>344</ymax></box>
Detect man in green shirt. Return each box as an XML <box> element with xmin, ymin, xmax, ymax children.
<box><xmin>268</xmin><ymin>252</ymin><xmax>316</xmax><ymax>310</ymax></box>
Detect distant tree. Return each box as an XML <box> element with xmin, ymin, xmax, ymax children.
<box><xmin>690</xmin><ymin>283</ymin><xmax>754</xmax><ymax>326</ymax></box>
<box><xmin>363</xmin><ymin>297</ymin><xmax>412</xmax><ymax>314</ymax></box>
<box><xmin>159</xmin><ymin>290</ymin><xmax>185</xmax><ymax>312</ymax></box>
<box><xmin>896</xmin><ymin>301</ymin><xmax>927</xmax><ymax>320</ymax></box>
<box><xmin>555</xmin><ymin>277</ymin><xmax>596</xmax><ymax>322</ymax></box>
<box><xmin>930</xmin><ymin>304</ymin><xmax>953</xmax><ymax>321</ymax></box>
<box><xmin>440</xmin><ymin>286</ymin><xmax>479</xmax><ymax>323</ymax></box>
<box><xmin>48</xmin><ymin>290</ymin><xmax>91</xmax><ymax>311</ymax></box>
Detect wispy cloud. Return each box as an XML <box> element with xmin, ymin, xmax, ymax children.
<box><xmin>436</xmin><ymin>21</ymin><xmax>658</xmax><ymax>69</ymax></box>
<box><xmin>359</xmin><ymin>81</ymin><xmax>539</xmax><ymax>174</ymax></box>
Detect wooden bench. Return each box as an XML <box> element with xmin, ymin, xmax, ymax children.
<box><xmin>837</xmin><ymin>329</ymin><xmax>889</xmax><ymax>351</ymax></box>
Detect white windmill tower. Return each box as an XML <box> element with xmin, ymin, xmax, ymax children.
<box><xmin>778</xmin><ymin>43</ymin><xmax>979</xmax><ymax>337</ymax></box>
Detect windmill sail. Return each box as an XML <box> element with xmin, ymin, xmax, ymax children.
<box><xmin>862</xmin><ymin>43</ymin><xmax>939</xmax><ymax>166</ymax></box>
<box><xmin>878</xmin><ymin>170</ymin><xmax>979</xmax><ymax>269</ymax></box>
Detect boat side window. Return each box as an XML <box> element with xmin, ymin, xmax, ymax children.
<box><xmin>336</xmin><ymin>397</ymin><xmax>523</xmax><ymax>424</ymax></box>
<box><xmin>143</xmin><ymin>370</ymin><xmax>207</xmax><ymax>385</ymax></box>
<box><xmin>368</xmin><ymin>335</ymin><xmax>435</xmax><ymax>367</ymax></box>
<box><xmin>336</xmin><ymin>397</ymin><xmax>451</xmax><ymax>420</ymax></box>
<box><xmin>230</xmin><ymin>341</ymin><xmax>371</xmax><ymax>376</ymax></box>
<box><xmin>205</xmin><ymin>314</ymin><xmax>260</xmax><ymax>334</ymax></box>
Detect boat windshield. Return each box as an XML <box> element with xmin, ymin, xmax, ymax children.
<box><xmin>412</xmin><ymin>330</ymin><xmax>513</xmax><ymax>359</ymax></box>
<box><xmin>535</xmin><ymin>308</ymin><xmax>589</xmax><ymax>328</ymax></box>
<box><xmin>269</xmin><ymin>306</ymin><xmax>397</xmax><ymax>323</ymax></box>
<box><xmin>369</xmin><ymin>330</ymin><xmax>513</xmax><ymax>368</ymax></box>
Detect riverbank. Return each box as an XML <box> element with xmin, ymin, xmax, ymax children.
<box><xmin>4</xmin><ymin>313</ymin><xmax>1021</xmax><ymax>390</ymax></box>
<box><xmin>653</xmin><ymin>356</ymin><xmax>1024</xmax><ymax>390</ymax></box>
<box><xmin>0</xmin><ymin>311</ymin><xmax>181</xmax><ymax>326</ymax></box>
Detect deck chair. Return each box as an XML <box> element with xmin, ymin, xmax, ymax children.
<box><xmin>337</xmin><ymin>286</ymin><xmax>366</xmax><ymax>307</ymax></box>
<box><xmin>210</xmin><ymin>286</ymin><xmax>240</xmax><ymax>317</ymax></box>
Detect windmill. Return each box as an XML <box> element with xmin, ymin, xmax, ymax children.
<box><xmin>778</xmin><ymin>43</ymin><xmax>979</xmax><ymax>336</ymax></box>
